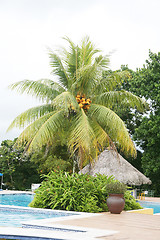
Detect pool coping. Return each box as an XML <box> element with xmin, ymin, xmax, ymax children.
<box><xmin>0</xmin><ymin>190</ymin><xmax>33</xmax><ymax>195</ymax></box>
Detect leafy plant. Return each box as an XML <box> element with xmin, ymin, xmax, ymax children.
<box><xmin>106</xmin><ymin>181</ymin><xmax>127</xmax><ymax>194</ymax></box>
<box><xmin>30</xmin><ymin>171</ymin><xmax>114</xmax><ymax>212</ymax></box>
<box><xmin>124</xmin><ymin>191</ymin><xmax>142</xmax><ymax>211</ymax></box>
<box><xmin>29</xmin><ymin>171</ymin><xmax>141</xmax><ymax>212</ymax></box>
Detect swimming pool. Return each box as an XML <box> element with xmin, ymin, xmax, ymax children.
<box><xmin>0</xmin><ymin>205</ymin><xmax>77</xmax><ymax>227</ymax></box>
<box><xmin>139</xmin><ymin>201</ymin><xmax>160</xmax><ymax>214</ymax></box>
<box><xmin>0</xmin><ymin>194</ymin><xmax>78</xmax><ymax>227</ymax></box>
<box><xmin>0</xmin><ymin>193</ymin><xmax>113</xmax><ymax>240</ymax></box>
<box><xmin>0</xmin><ymin>193</ymin><xmax>34</xmax><ymax>207</ymax></box>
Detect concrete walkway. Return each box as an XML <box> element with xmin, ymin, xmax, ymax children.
<box><xmin>144</xmin><ymin>197</ymin><xmax>160</xmax><ymax>203</ymax></box>
<box><xmin>56</xmin><ymin>197</ymin><xmax>160</xmax><ymax>239</ymax></box>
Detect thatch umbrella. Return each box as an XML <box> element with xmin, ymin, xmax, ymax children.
<box><xmin>79</xmin><ymin>150</ymin><xmax>151</xmax><ymax>185</ymax></box>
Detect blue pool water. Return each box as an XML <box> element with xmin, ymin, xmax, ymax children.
<box><xmin>139</xmin><ymin>201</ymin><xmax>160</xmax><ymax>214</ymax></box>
<box><xmin>0</xmin><ymin>206</ymin><xmax>76</xmax><ymax>227</ymax></box>
<box><xmin>0</xmin><ymin>194</ymin><xmax>77</xmax><ymax>227</ymax></box>
<box><xmin>0</xmin><ymin>194</ymin><xmax>34</xmax><ymax>207</ymax></box>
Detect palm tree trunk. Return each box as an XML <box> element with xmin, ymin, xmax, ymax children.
<box><xmin>72</xmin><ymin>154</ymin><xmax>79</xmax><ymax>175</ymax></box>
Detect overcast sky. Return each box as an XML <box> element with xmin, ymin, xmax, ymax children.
<box><xmin>0</xmin><ymin>0</ymin><xmax>160</xmax><ymax>144</ymax></box>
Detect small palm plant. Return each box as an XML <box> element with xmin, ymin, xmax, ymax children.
<box><xmin>8</xmin><ymin>36</ymin><xmax>147</xmax><ymax>169</ymax></box>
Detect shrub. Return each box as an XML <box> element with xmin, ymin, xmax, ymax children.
<box><xmin>29</xmin><ymin>171</ymin><xmax>114</xmax><ymax>212</ymax></box>
<box><xmin>124</xmin><ymin>191</ymin><xmax>142</xmax><ymax>211</ymax></box>
<box><xmin>29</xmin><ymin>171</ymin><xmax>142</xmax><ymax>212</ymax></box>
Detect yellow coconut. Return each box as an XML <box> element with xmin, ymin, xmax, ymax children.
<box><xmin>79</xmin><ymin>103</ymin><xmax>83</xmax><ymax>108</ymax></box>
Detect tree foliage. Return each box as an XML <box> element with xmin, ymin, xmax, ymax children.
<box><xmin>129</xmin><ymin>51</ymin><xmax>160</xmax><ymax>110</ymax></box>
<box><xmin>0</xmin><ymin>139</ymin><xmax>40</xmax><ymax>190</ymax></box>
<box><xmin>30</xmin><ymin>143</ymin><xmax>73</xmax><ymax>174</ymax></box>
<box><xmin>0</xmin><ymin>138</ymin><xmax>73</xmax><ymax>190</ymax></box>
<box><xmin>120</xmin><ymin>51</ymin><xmax>160</xmax><ymax>196</ymax></box>
<box><xmin>8</xmin><ymin>36</ymin><xmax>147</xmax><ymax>169</ymax></box>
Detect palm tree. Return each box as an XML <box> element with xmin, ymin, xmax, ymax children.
<box><xmin>8</xmin><ymin>36</ymin><xmax>147</xmax><ymax>169</ymax></box>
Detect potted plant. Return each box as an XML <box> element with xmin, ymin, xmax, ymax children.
<box><xmin>106</xmin><ymin>181</ymin><xmax>127</xmax><ymax>214</ymax></box>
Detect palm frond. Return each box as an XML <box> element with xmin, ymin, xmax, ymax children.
<box><xmin>71</xmin><ymin>54</ymin><xmax>110</xmax><ymax>95</ymax></box>
<box><xmin>69</xmin><ymin>109</ymin><xmax>98</xmax><ymax>163</ymax></box>
<box><xmin>95</xmin><ymin>55</ymin><xmax>110</xmax><ymax>70</ymax></box>
<box><xmin>15</xmin><ymin>111</ymin><xmax>56</xmax><ymax>146</ymax></box>
<box><xmin>9</xmin><ymin>79</ymin><xmax>62</xmax><ymax>102</ymax></box>
<box><xmin>27</xmin><ymin>110</ymin><xmax>64</xmax><ymax>151</ymax></box>
<box><xmin>16</xmin><ymin>110</ymin><xmax>64</xmax><ymax>150</ymax></box>
<box><xmin>71</xmin><ymin>59</ymin><xmax>103</xmax><ymax>95</ymax></box>
<box><xmin>93</xmin><ymin>70</ymin><xmax>130</xmax><ymax>94</ymax></box>
<box><xmin>38</xmin><ymin>79</ymin><xmax>65</xmax><ymax>93</ymax></box>
<box><xmin>49</xmin><ymin>50</ymin><xmax>69</xmax><ymax>89</ymax></box>
<box><xmin>105</xmin><ymin>70</ymin><xmax>131</xmax><ymax>91</ymax></box>
<box><xmin>89</xmin><ymin>104</ymin><xmax>136</xmax><ymax>157</ymax></box>
<box><xmin>62</xmin><ymin>36</ymin><xmax>80</xmax><ymax>80</ymax></box>
<box><xmin>7</xmin><ymin>104</ymin><xmax>54</xmax><ymax>131</ymax></box>
<box><xmin>79</xmin><ymin>36</ymin><xmax>101</xmax><ymax>66</ymax></box>
<box><xmin>52</xmin><ymin>91</ymin><xmax>79</xmax><ymax>113</ymax></box>
<box><xmin>95</xmin><ymin>90</ymin><xmax>148</xmax><ymax>111</ymax></box>
<box><xmin>90</xmin><ymin>119</ymin><xmax>110</xmax><ymax>150</ymax></box>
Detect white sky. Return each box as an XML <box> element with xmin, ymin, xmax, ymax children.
<box><xmin>0</xmin><ymin>0</ymin><xmax>160</xmax><ymax>144</ymax></box>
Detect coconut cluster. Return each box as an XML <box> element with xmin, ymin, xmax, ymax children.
<box><xmin>76</xmin><ymin>94</ymin><xmax>91</xmax><ymax>110</ymax></box>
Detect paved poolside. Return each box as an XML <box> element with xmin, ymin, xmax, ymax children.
<box><xmin>52</xmin><ymin>197</ymin><xmax>160</xmax><ymax>239</ymax></box>
<box><xmin>145</xmin><ymin>197</ymin><xmax>160</xmax><ymax>203</ymax></box>
<box><xmin>56</xmin><ymin>211</ymin><xmax>160</xmax><ymax>240</ymax></box>
<box><xmin>27</xmin><ymin>196</ymin><xmax>160</xmax><ymax>240</ymax></box>
<box><xmin>0</xmin><ymin>190</ymin><xmax>33</xmax><ymax>194</ymax></box>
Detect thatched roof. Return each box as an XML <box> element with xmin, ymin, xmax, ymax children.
<box><xmin>79</xmin><ymin>150</ymin><xmax>151</xmax><ymax>185</ymax></box>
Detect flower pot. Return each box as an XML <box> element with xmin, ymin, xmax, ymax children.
<box><xmin>107</xmin><ymin>193</ymin><xmax>125</xmax><ymax>214</ymax></box>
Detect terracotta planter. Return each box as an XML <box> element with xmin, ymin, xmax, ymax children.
<box><xmin>107</xmin><ymin>193</ymin><xmax>125</xmax><ymax>214</ymax></box>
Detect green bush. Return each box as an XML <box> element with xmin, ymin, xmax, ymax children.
<box><xmin>29</xmin><ymin>171</ymin><xmax>114</xmax><ymax>212</ymax></box>
<box><xmin>124</xmin><ymin>191</ymin><xmax>142</xmax><ymax>211</ymax></box>
<box><xmin>29</xmin><ymin>171</ymin><xmax>142</xmax><ymax>212</ymax></box>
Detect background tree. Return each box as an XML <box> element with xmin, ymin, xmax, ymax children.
<box><xmin>30</xmin><ymin>142</ymin><xmax>73</xmax><ymax>174</ymax></box>
<box><xmin>0</xmin><ymin>138</ymin><xmax>40</xmax><ymax>190</ymax></box>
<box><xmin>130</xmin><ymin>51</ymin><xmax>160</xmax><ymax>196</ymax></box>
<box><xmin>0</xmin><ymin>138</ymin><xmax>72</xmax><ymax>190</ymax></box>
<box><xmin>8</xmin><ymin>37</ymin><xmax>147</xmax><ymax>171</ymax></box>
<box><xmin>116</xmin><ymin>52</ymin><xmax>160</xmax><ymax>196</ymax></box>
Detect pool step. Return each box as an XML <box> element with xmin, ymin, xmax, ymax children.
<box><xmin>22</xmin><ymin>223</ymin><xmax>86</xmax><ymax>233</ymax></box>
<box><xmin>21</xmin><ymin>222</ymin><xmax>117</xmax><ymax>239</ymax></box>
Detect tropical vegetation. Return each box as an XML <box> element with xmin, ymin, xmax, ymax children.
<box><xmin>1</xmin><ymin>41</ymin><xmax>159</xmax><ymax>197</ymax></box>
<box><xmin>29</xmin><ymin>171</ymin><xmax>142</xmax><ymax>212</ymax></box>
<box><xmin>8</xmin><ymin>36</ymin><xmax>147</xmax><ymax>170</ymax></box>
<box><xmin>116</xmin><ymin>51</ymin><xmax>160</xmax><ymax>196</ymax></box>
<box><xmin>0</xmin><ymin>138</ymin><xmax>40</xmax><ymax>190</ymax></box>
